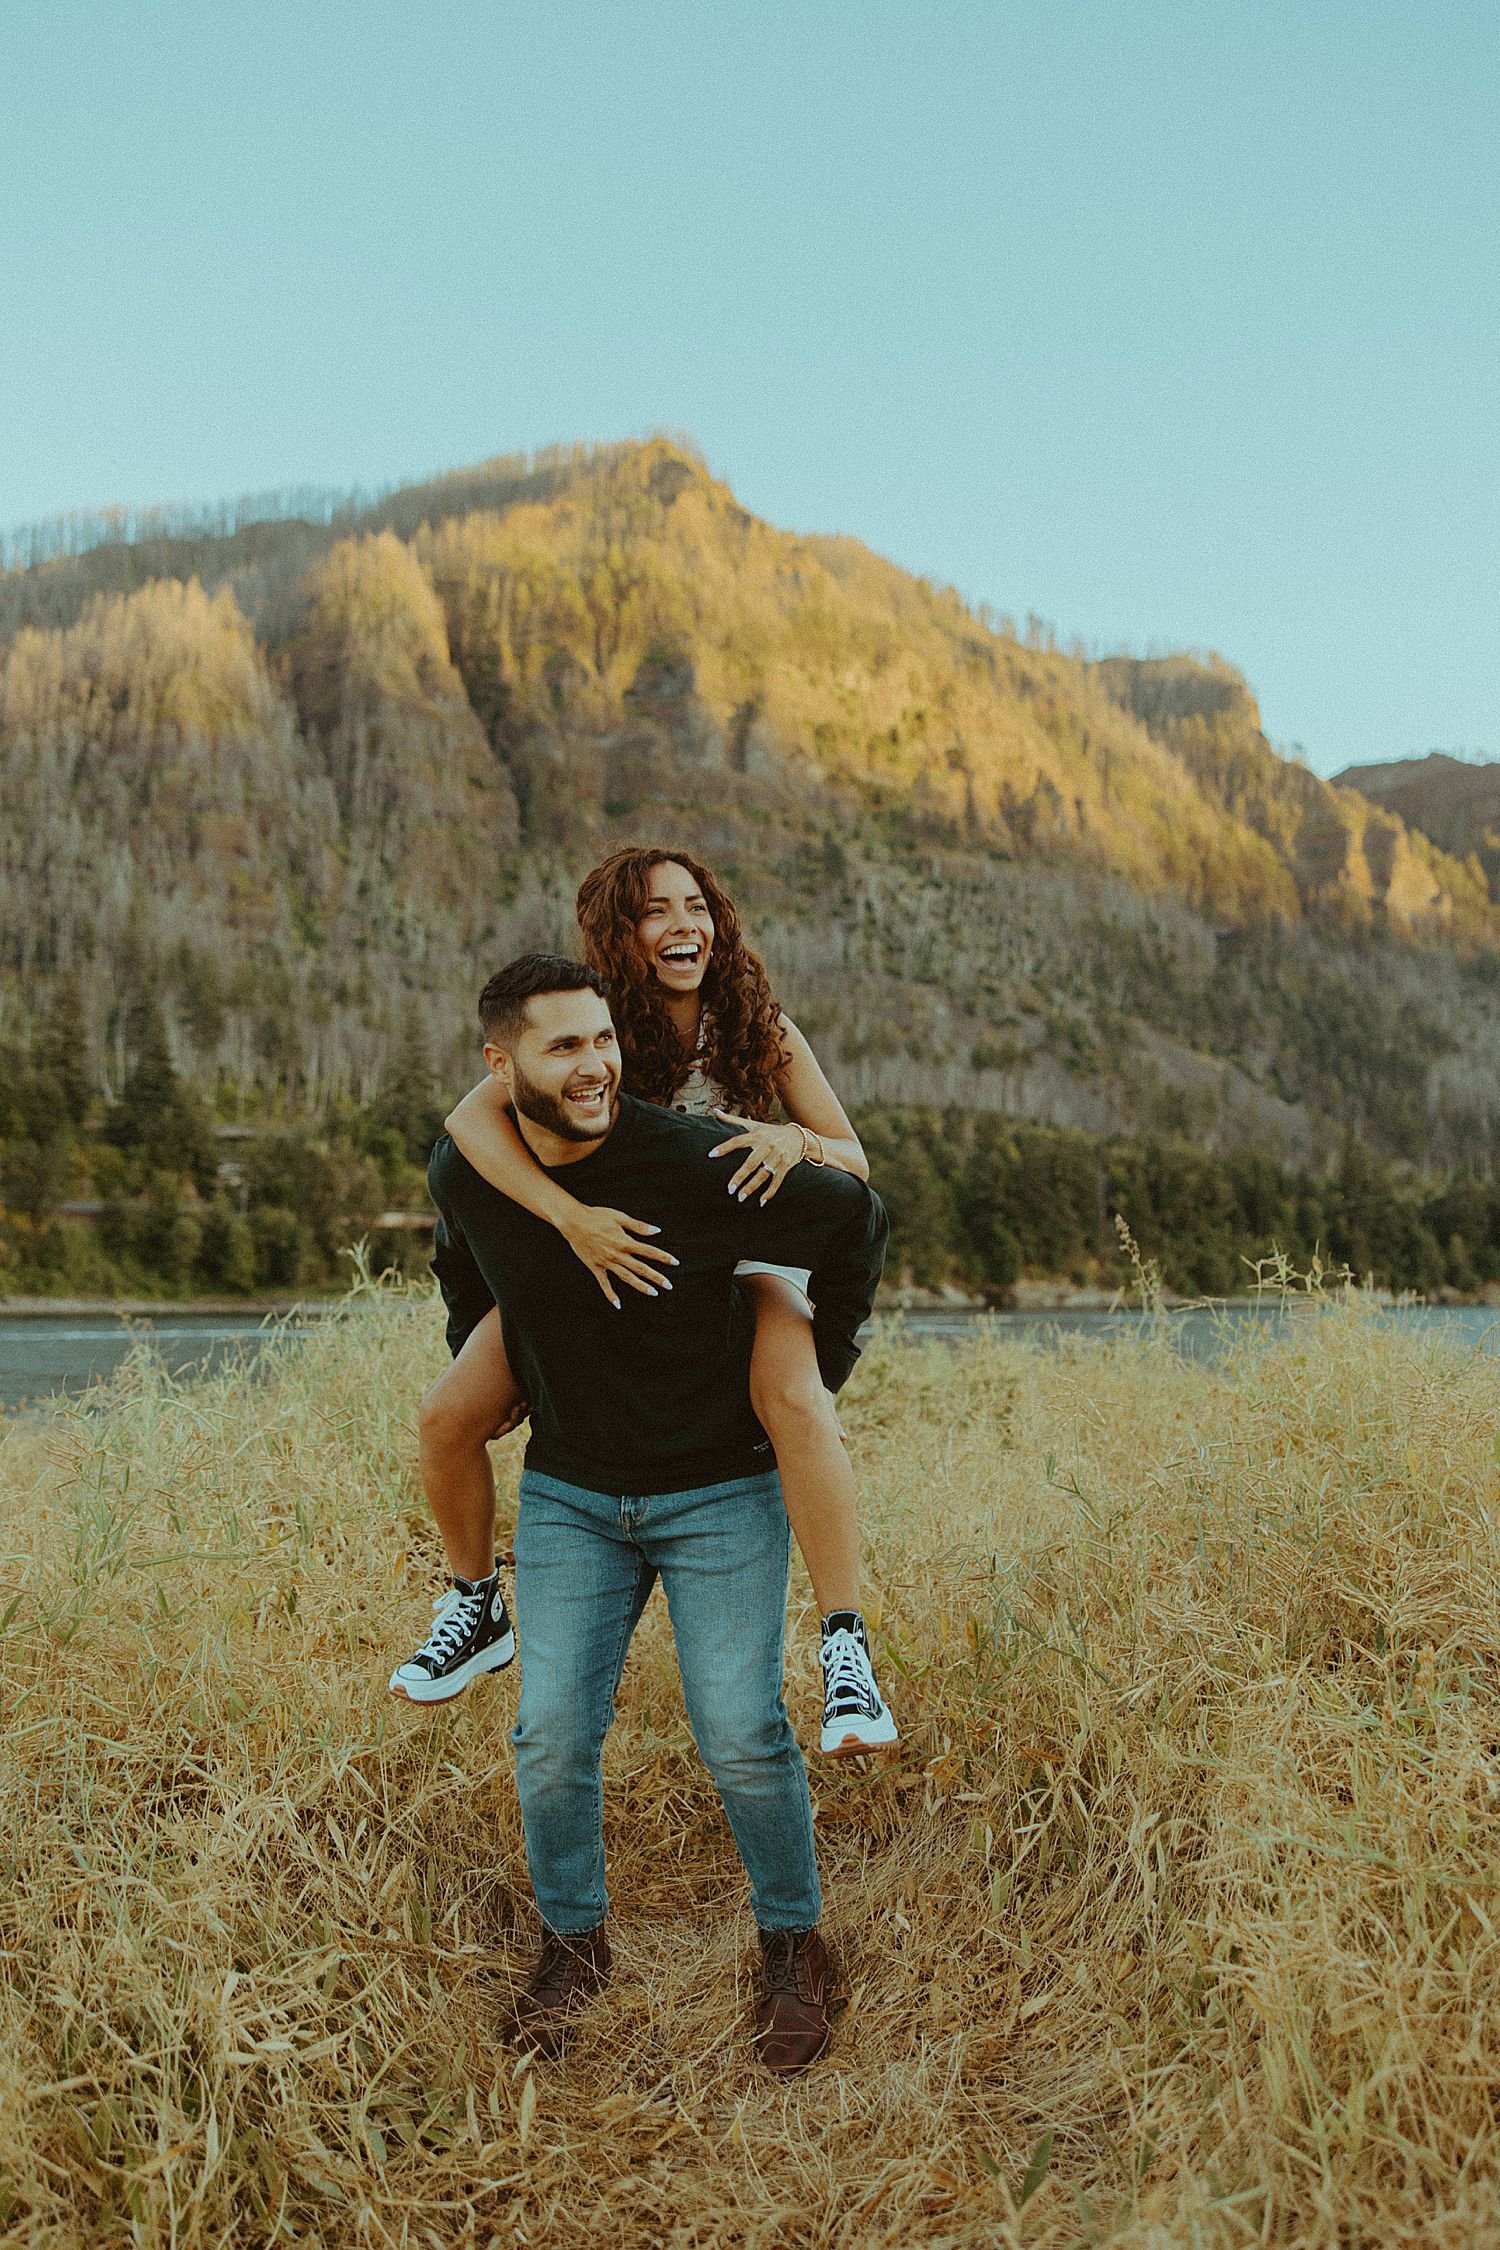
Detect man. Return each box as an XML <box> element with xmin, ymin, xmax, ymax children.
<box><xmin>423</xmin><ymin>954</ymin><xmax>887</xmax><ymax>2072</ymax></box>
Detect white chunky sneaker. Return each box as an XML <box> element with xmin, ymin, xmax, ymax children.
<box><xmin>819</xmin><ymin>1611</ymin><xmax>899</xmax><ymax>1757</ymax></box>
<box><xmin>389</xmin><ymin>1571</ymin><xmax>516</xmax><ymax>1704</ymax></box>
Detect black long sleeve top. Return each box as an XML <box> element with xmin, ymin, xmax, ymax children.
<box><xmin>428</xmin><ymin>1094</ymin><xmax>888</xmax><ymax>1496</ymax></box>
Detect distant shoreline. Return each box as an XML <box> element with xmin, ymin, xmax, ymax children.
<box><xmin>2</xmin><ymin>1287</ymin><xmax>1500</xmax><ymax>1314</ymax></box>
<box><xmin>7</xmin><ymin>1277</ymin><xmax>1500</xmax><ymax>1321</ymax></box>
<box><xmin>0</xmin><ymin>1284</ymin><xmax>1232</xmax><ymax>1319</ymax></box>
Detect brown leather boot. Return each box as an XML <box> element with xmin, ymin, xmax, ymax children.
<box><xmin>501</xmin><ymin>1925</ymin><xmax>612</xmax><ymax>2061</ymax></box>
<box><xmin>754</xmin><ymin>1927</ymin><xmax>832</xmax><ymax>2074</ymax></box>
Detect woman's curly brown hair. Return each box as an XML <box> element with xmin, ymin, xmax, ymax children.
<box><xmin>575</xmin><ymin>846</ymin><xmax>787</xmax><ymax>1120</ymax></box>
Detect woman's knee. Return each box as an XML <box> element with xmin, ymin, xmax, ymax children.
<box><xmin>420</xmin><ymin>1310</ymin><xmax>518</xmax><ymax>1448</ymax></box>
<box><xmin>746</xmin><ymin>1286</ymin><xmax>832</xmax><ymax>1437</ymax></box>
<box><xmin>419</xmin><ymin>1367</ymin><xmax>498</xmax><ymax>1449</ymax></box>
<box><xmin>750</xmin><ymin>1361</ymin><xmax>835</xmax><ymax>1438</ymax></box>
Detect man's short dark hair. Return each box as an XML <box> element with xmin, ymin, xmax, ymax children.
<box><xmin>478</xmin><ymin>954</ymin><xmax>610</xmax><ymax>1046</ymax></box>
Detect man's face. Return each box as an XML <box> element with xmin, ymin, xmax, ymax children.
<box><xmin>486</xmin><ymin>988</ymin><xmax>621</xmax><ymax>1146</ymax></box>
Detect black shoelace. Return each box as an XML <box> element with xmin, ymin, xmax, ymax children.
<box><xmin>761</xmin><ymin>1931</ymin><xmax>818</xmax><ymax>2001</ymax></box>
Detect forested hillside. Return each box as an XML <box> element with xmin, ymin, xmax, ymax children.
<box><xmin>2</xmin><ymin>437</ymin><xmax>1498</xmax><ymax>1296</ymax></box>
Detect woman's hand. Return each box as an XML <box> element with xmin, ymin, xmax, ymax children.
<box><xmin>710</xmin><ymin>1112</ymin><xmax>807</xmax><ymax>1204</ymax></box>
<box><xmin>487</xmin><ymin>1394</ymin><xmax>531</xmax><ymax>1441</ymax></box>
<box><xmin>559</xmin><ymin>1204</ymin><xmax>678</xmax><ymax>1309</ymax></box>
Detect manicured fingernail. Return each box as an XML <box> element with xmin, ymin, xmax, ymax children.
<box><xmin>660</xmin><ymin>1279</ymin><xmax>673</xmax><ymax>1290</ymax></box>
<box><xmin>611</xmin><ymin>1299</ymin><xmax>621</xmax><ymax>1310</ymax></box>
<box><xmin>738</xmin><ymin>1190</ymin><xmax>749</xmax><ymax>1202</ymax></box>
<box><xmin>647</xmin><ymin>1224</ymin><xmax>663</xmax><ymax>1231</ymax></box>
<box><xmin>646</xmin><ymin>1287</ymin><xmax>659</xmax><ymax>1297</ymax></box>
<box><xmin>666</xmin><ymin>1257</ymin><xmax>679</xmax><ymax>1266</ymax></box>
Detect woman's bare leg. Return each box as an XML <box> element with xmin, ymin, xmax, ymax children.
<box><xmin>418</xmin><ymin>1307</ymin><xmax>524</xmax><ymax>1581</ymax></box>
<box><xmin>744</xmin><ymin>1275</ymin><xmax>861</xmax><ymax>1614</ymax></box>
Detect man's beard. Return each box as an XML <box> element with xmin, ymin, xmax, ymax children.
<box><xmin>511</xmin><ymin>1064</ymin><xmax>616</xmax><ymax>1143</ymax></box>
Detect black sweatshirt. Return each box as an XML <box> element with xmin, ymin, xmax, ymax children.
<box><xmin>428</xmin><ymin>1094</ymin><xmax>888</xmax><ymax>1496</ymax></box>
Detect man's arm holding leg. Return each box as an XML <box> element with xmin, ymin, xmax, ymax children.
<box><xmin>724</xmin><ymin>1163</ymin><xmax>889</xmax><ymax>1394</ymax></box>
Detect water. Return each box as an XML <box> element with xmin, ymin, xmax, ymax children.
<box><xmin>874</xmin><ymin>1300</ymin><xmax>1500</xmax><ymax>1360</ymax></box>
<box><xmin>0</xmin><ymin>1312</ymin><xmax>321</xmax><ymax>1412</ymax></box>
<box><xmin>4</xmin><ymin>1299</ymin><xmax>1500</xmax><ymax>1413</ymax></box>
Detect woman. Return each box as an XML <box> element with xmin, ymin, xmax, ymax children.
<box><xmin>391</xmin><ymin>845</ymin><xmax>897</xmax><ymax>1757</ymax></box>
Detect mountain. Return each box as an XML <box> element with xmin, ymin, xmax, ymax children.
<box><xmin>2</xmin><ymin>437</ymin><xmax>1497</xmax><ymax>1172</ymax></box>
<box><xmin>1333</xmin><ymin>753</ymin><xmax>1500</xmax><ymax>902</ymax></box>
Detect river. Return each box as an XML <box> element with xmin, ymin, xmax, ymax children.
<box><xmin>3</xmin><ymin>1300</ymin><xmax>1500</xmax><ymax>1413</ymax></box>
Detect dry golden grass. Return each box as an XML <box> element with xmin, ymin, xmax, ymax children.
<box><xmin>5</xmin><ymin>1287</ymin><xmax>1500</xmax><ymax>2245</ymax></box>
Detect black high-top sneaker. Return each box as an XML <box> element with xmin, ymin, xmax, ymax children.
<box><xmin>389</xmin><ymin>1569</ymin><xmax>516</xmax><ymax>1703</ymax></box>
<box><xmin>819</xmin><ymin>1610</ymin><xmax>899</xmax><ymax>1756</ymax></box>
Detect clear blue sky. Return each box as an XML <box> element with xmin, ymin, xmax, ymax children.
<box><xmin>2</xmin><ymin>0</ymin><xmax>1495</xmax><ymax>774</ymax></box>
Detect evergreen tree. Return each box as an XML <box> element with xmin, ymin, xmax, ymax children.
<box><xmin>0</xmin><ymin>1031</ymin><xmax>76</xmax><ymax>1230</ymax></box>
<box><xmin>373</xmin><ymin>1003</ymin><xmax>445</xmax><ymax>1165</ymax></box>
<box><xmin>106</xmin><ymin>992</ymin><xmax>216</xmax><ymax>1190</ymax></box>
<box><xmin>173</xmin><ymin>943</ymin><xmax>228</xmax><ymax>1057</ymax></box>
<box><xmin>39</xmin><ymin>976</ymin><xmax>93</xmax><ymax>1126</ymax></box>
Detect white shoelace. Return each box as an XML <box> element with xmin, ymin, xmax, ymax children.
<box><xmin>416</xmin><ymin>1586</ymin><xmax>483</xmax><ymax>1666</ymax></box>
<box><xmin>821</xmin><ymin>1628</ymin><xmax>880</xmax><ymax>1716</ymax></box>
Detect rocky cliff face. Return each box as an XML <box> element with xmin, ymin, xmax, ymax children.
<box><xmin>1334</xmin><ymin>753</ymin><xmax>1500</xmax><ymax>902</ymax></box>
<box><xmin>1096</xmin><ymin>659</ymin><xmax>1483</xmax><ymax>934</ymax></box>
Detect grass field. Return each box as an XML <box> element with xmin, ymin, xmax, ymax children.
<box><xmin>4</xmin><ymin>1282</ymin><xmax>1500</xmax><ymax>2246</ymax></box>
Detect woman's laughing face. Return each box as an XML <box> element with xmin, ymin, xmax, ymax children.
<box><xmin>636</xmin><ymin>860</ymin><xmax>715</xmax><ymax>994</ymax></box>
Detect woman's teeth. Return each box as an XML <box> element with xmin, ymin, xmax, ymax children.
<box><xmin>661</xmin><ymin>944</ymin><xmax>699</xmax><ymax>963</ymax></box>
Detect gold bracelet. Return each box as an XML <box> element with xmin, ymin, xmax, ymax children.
<box><xmin>798</xmin><ymin>1126</ymin><xmax>827</xmax><ymax>1166</ymax></box>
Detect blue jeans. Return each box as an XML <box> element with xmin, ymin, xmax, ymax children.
<box><xmin>510</xmin><ymin>1466</ymin><xmax>822</xmax><ymax>1936</ymax></box>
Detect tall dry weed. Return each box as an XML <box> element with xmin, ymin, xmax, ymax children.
<box><xmin>4</xmin><ymin>1289</ymin><xmax>1500</xmax><ymax>2244</ymax></box>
